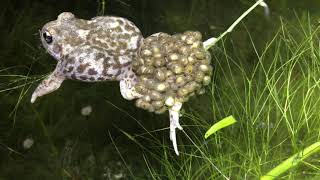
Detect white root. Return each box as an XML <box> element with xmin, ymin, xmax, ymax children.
<box><xmin>203</xmin><ymin>37</ymin><xmax>217</xmax><ymax>50</ymax></box>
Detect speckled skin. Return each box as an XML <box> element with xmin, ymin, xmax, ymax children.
<box><xmin>31</xmin><ymin>12</ymin><xmax>143</xmax><ymax>103</ymax></box>
<box><xmin>31</xmin><ymin>12</ymin><xmax>211</xmax><ymax>156</ymax></box>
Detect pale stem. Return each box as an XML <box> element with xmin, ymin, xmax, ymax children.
<box><xmin>204</xmin><ymin>0</ymin><xmax>268</xmax><ymax>50</ymax></box>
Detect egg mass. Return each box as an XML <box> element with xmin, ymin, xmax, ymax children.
<box><xmin>132</xmin><ymin>31</ymin><xmax>213</xmax><ymax>113</ymax></box>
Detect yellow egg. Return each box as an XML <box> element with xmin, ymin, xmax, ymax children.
<box><xmin>165</xmin><ymin>96</ymin><xmax>175</xmax><ymax>106</ymax></box>
<box><xmin>155</xmin><ymin>69</ymin><xmax>166</xmax><ymax>81</ymax></box>
<box><xmin>142</xmin><ymin>49</ymin><xmax>152</xmax><ymax>57</ymax></box>
<box><xmin>203</xmin><ymin>76</ymin><xmax>211</xmax><ymax>85</ymax></box>
<box><xmin>155</xmin><ymin>83</ymin><xmax>167</xmax><ymax>92</ymax></box>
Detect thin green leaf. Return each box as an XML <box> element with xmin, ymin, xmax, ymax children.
<box><xmin>261</xmin><ymin>141</ymin><xmax>320</xmax><ymax>180</ymax></box>
<box><xmin>204</xmin><ymin>115</ymin><xmax>237</xmax><ymax>139</ymax></box>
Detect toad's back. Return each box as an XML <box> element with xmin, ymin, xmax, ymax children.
<box><xmin>41</xmin><ymin>12</ymin><xmax>143</xmax><ymax>81</ymax></box>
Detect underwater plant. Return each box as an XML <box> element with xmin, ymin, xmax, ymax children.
<box><xmin>1</xmin><ymin>0</ymin><xmax>320</xmax><ymax>179</ymax></box>
<box><xmin>31</xmin><ymin>0</ymin><xmax>268</xmax><ymax>157</ymax></box>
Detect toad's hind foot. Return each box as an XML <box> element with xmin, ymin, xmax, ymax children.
<box><xmin>169</xmin><ymin>102</ymin><xmax>183</xmax><ymax>156</ymax></box>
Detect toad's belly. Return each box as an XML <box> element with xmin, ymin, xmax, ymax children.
<box><xmin>59</xmin><ymin>49</ymin><xmax>134</xmax><ymax>82</ymax></box>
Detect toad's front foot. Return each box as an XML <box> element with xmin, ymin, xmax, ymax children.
<box><xmin>119</xmin><ymin>78</ymin><xmax>142</xmax><ymax>100</ymax></box>
<box><xmin>169</xmin><ymin>102</ymin><xmax>183</xmax><ymax>155</ymax></box>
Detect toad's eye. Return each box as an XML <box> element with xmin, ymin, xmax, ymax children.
<box><xmin>42</xmin><ymin>31</ymin><xmax>53</xmax><ymax>44</ymax></box>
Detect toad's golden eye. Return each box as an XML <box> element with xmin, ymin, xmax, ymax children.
<box><xmin>42</xmin><ymin>31</ymin><xmax>53</xmax><ymax>44</ymax></box>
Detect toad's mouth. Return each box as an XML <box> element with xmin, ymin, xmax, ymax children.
<box><xmin>49</xmin><ymin>51</ymin><xmax>62</xmax><ymax>61</ymax></box>
<box><xmin>49</xmin><ymin>43</ymin><xmax>63</xmax><ymax>61</ymax></box>
<box><xmin>41</xmin><ymin>39</ymin><xmax>62</xmax><ymax>61</ymax></box>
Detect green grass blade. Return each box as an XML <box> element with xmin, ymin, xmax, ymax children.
<box><xmin>204</xmin><ymin>115</ymin><xmax>237</xmax><ymax>139</ymax></box>
<box><xmin>261</xmin><ymin>141</ymin><xmax>320</xmax><ymax>180</ymax></box>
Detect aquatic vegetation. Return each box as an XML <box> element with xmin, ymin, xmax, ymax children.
<box><xmin>128</xmin><ymin>14</ymin><xmax>320</xmax><ymax>179</ymax></box>
<box><xmin>261</xmin><ymin>141</ymin><xmax>320</xmax><ymax>179</ymax></box>
<box><xmin>0</xmin><ymin>0</ymin><xmax>320</xmax><ymax>179</ymax></box>
<box><xmin>204</xmin><ymin>115</ymin><xmax>237</xmax><ymax>139</ymax></box>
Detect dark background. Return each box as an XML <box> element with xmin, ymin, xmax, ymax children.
<box><xmin>0</xmin><ymin>0</ymin><xmax>319</xmax><ymax>179</ymax></box>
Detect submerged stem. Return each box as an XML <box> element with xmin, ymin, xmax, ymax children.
<box><xmin>204</xmin><ymin>0</ymin><xmax>268</xmax><ymax>50</ymax></box>
<box><xmin>261</xmin><ymin>142</ymin><xmax>320</xmax><ymax>180</ymax></box>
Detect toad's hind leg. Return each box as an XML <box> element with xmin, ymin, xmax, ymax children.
<box><xmin>169</xmin><ymin>102</ymin><xmax>183</xmax><ymax>155</ymax></box>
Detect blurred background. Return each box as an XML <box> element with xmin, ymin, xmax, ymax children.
<box><xmin>1</xmin><ymin>0</ymin><xmax>320</xmax><ymax>179</ymax></box>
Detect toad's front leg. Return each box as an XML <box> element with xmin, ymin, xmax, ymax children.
<box><xmin>31</xmin><ymin>64</ymin><xmax>65</xmax><ymax>103</ymax></box>
<box><xmin>120</xmin><ymin>79</ymin><xmax>143</xmax><ymax>100</ymax></box>
<box><xmin>119</xmin><ymin>70</ymin><xmax>142</xmax><ymax>100</ymax></box>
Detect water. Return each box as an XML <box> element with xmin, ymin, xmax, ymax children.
<box><xmin>1</xmin><ymin>0</ymin><xmax>319</xmax><ymax>179</ymax></box>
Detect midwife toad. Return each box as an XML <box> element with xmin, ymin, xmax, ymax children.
<box><xmin>31</xmin><ymin>12</ymin><xmax>143</xmax><ymax>103</ymax></box>
<box><xmin>32</xmin><ymin>12</ymin><xmax>214</xmax><ymax>155</ymax></box>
